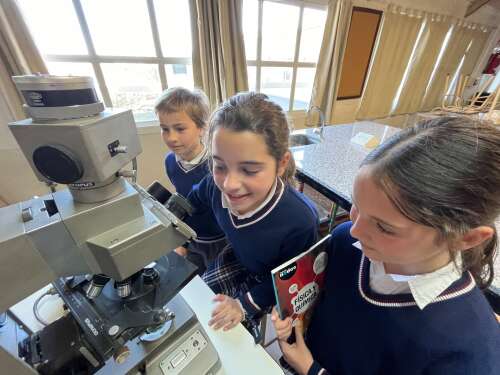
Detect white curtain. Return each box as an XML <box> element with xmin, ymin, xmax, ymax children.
<box><xmin>189</xmin><ymin>0</ymin><xmax>248</xmax><ymax>109</ymax></box>
<box><xmin>392</xmin><ymin>13</ymin><xmax>452</xmax><ymax>115</ymax></box>
<box><xmin>356</xmin><ymin>5</ymin><xmax>424</xmax><ymax>120</ymax></box>
<box><xmin>309</xmin><ymin>0</ymin><xmax>353</xmax><ymax>124</ymax></box>
<box><xmin>420</xmin><ymin>20</ymin><xmax>477</xmax><ymax>111</ymax></box>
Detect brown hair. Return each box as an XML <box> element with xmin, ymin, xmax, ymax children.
<box><xmin>361</xmin><ymin>117</ymin><xmax>500</xmax><ymax>289</ymax></box>
<box><xmin>154</xmin><ymin>87</ymin><xmax>210</xmax><ymax>129</ymax></box>
<box><xmin>208</xmin><ymin>92</ymin><xmax>295</xmax><ymax>185</ymax></box>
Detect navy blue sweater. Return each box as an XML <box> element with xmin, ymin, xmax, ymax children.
<box><xmin>165</xmin><ymin>152</ymin><xmax>224</xmax><ymax>242</ymax></box>
<box><xmin>305</xmin><ymin>221</ymin><xmax>500</xmax><ymax>375</ymax></box>
<box><xmin>187</xmin><ymin>175</ymin><xmax>319</xmax><ymax>313</ymax></box>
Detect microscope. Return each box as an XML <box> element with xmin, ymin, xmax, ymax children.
<box><xmin>0</xmin><ymin>75</ymin><xmax>221</xmax><ymax>374</ymax></box>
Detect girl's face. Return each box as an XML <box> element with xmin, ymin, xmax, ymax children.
<box><xmin>349</xmin><ymin>166</ymin><xmax>451</xmax><ymax>275</ymax></box>
<box><xmin>159</xmin><ymin>110</ymin><xmax>204</xmax><ymax>161</ymax></box>
<box><xmin>212</xmin><ymin>127</ymin><xmax>289</xmax><ymax>215</ymax></box>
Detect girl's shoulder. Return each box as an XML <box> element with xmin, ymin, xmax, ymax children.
<box><xmin>330</xmin><ymin>221</ymin><xmax>355</xmax><ymax>247</ymax></box>
<box><xmin>165</xmin><ymin>151</ymin><xmax>176</xmax><ymax>167</ymax></box>
<box><xmin>284</xmin><ymin>186</ymin><xmax>320</xmax><ymax>221</ymax></box>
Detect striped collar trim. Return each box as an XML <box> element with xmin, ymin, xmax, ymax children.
<box><xmin>226</xmin><ymin>179</ymin><xmax>285</xmax><ymax>229</ymax></box>
<box><xmin>357</xmin><ymin>252</ymin><xmax>476</xmax><ymax>308</ymax></box>
<box><xmin>175</xmin><ymin>148</ymin><xmax>208</xmax><ymax>173</ymax></box>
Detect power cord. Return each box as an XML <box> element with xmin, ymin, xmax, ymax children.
<box><xmin>33</xmin><ymin>287</ymin><xmax>58</xmax><ymax>326</ymax></box>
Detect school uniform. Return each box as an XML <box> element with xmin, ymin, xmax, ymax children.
<box><xmin>165</xmin><ymin>149</ymin><xmax>226</xmax><ymax>273</ymax></box>
<box><xmin>186</xmin><ymin>175</ymin><xmax>319</xmax><ymax>317</ymax></box>
<box><xmin>303</xmin><ymin>221</ymin><xmax>500</xmax><ymax>375</ymax></box>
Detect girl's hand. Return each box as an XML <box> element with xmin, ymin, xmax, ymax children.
<box><xmin>278</xmin><ymin>319</ymin><xmax>314</xmax><ymax>375</ymax></box>
<box><xmin>208</xmin><ymin>294</ymin><xmax>245</xmax><ymax>331</ymax></box>
<box><xmin>174</xmin><ymin>246</ymin><xmax>188</xmax><ymax>257</ymax></box>
<box><xmin>271</xmin><ymin>307</ymin><xmax>293</xmax><ymax>341</ymax></box>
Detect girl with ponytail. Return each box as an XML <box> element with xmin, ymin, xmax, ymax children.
<box><xmin>185</xmin><ymin>92</ymin><xmax>319</xmax><ymax>334</ymax></box>
<box><xmin>273</xmin><ymin>117</ymin><xmax>500</xmax><ymax>375</ymax></box>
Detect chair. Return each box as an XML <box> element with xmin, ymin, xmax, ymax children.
<box><xmin>435</xmin><ymin>74</ymin><xmax>498</xmax><ymax>115</ymax></box>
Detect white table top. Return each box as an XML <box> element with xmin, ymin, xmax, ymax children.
<box><xmin>180</xmin><ymin>276</ymin><xmax>284</xmax><ymax>375</ymax></box>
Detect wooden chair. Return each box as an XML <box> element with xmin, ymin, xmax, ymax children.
<box><xmin>485</xmin><ymin>85</ymin><xmax>500</xmax><ymax>123</ymax></box>
<box><xmin>433</xmin><ymin>74</ymin><xmax>498</xmax><ymax>116</ymax></box>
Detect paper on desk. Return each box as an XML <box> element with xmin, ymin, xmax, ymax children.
<box><xmin>351</xmin><ymin>132</ymin><xmax>379</xmax><ymax>149</ymax></box>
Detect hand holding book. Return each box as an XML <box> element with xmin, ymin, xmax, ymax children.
<box><xmin>271</xmin><ymin>234</ymin><xmax>331</xmax><ymax>322</ymax></box>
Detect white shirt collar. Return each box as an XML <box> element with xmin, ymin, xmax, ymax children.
<box><xmin>175</xmin><ymin>146</ymin><xmax>207</xmax><ymax>170</ymax></box>
<box><xmin>353</xmin><ymin>241</ymin><xmax>463</xmax><ymax>310</ymax></box>
<box><xmin>221</xmin><ymin>178</ymin><xmax>278</xmax><ymax>220</ymax></box>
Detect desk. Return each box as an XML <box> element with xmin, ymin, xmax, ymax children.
<box><xmin>291</xmin><ymin>121</ymin><xmax>399</xmax><ymax>211</ymax></box>
<box><xmin>6</xmin><ymin>276</ymin><xmax>283</xmax><ymax>375</ymax></box>
<box><xmin>180</xmin><ymin>276</ymin><xmax>283</xmax><ymax>375</ymax></box>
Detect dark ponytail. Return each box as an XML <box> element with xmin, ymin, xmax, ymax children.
<box><xmin>362</xmin><ymin>117</ymin><xmax>500</xmax><ymax>288</ymax></box>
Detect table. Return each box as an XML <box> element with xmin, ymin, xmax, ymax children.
<box><xmin>181</xmin><ymin>276</ymin><xmax>284</xmax><ymax>374</ymax></box>
<box><xmin>291</xmin><ymin>121</ymin><xmax>399</xmax><ymax>211</ymax></box>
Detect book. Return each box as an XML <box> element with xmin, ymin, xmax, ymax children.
<box><xmin>271</xmin><ymin>234</ymin><xmax>331</xmax><ymax>321</ymax></box>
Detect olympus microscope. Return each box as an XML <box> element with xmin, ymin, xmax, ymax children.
<box><xmin>0</xmin><ymin>75</ymin><xmax>220</xmax><ymax>375</ymax></box>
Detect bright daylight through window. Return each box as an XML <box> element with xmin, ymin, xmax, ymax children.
<box><xmin>18</xmin><ymin>0</ymin><xmax>193</xmax><ymax>121</ymax></box>
<box><xmin>243</xmin><ymin>0</ymin><xmax>327</xmax><ymax>111</ymax></box>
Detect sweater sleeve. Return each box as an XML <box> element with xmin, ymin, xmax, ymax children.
<box><xmin>164</xmin><ymin>152</ymin><xmax>174</xmax><ymax>180</ymax></box>
<box><xmin>307</xmin><ymin>361</ymin><xmax>330</xmax><ymax>375</ymax></box>
<box><xmin>238</xmin><ymin>226</ymin><xmax>318</xmax><ymax>315</ymax></box>
<box><xmin>184</xmin><ymin>174</ymin><xmax>213</xmax><ymax>230</ymax></box>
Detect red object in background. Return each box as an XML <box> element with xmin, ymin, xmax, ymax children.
<box><xmin>484</xmin><ymin>52</ymin><xmax>500</xmax><ymax>74</ymax></box>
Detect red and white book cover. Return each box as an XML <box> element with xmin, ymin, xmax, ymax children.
<box><xmin>271</xmin><ymin>234</ymin><xmax>331</xmax><ymax>321</ymax></box>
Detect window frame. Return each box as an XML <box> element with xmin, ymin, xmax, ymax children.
<box><xmin>245</xmin><ymin>0</ymin><xmax>328</xmax><ymax>112</ymax></box>
<box><xmin>28</xmin><ymin>0</ymin><xmax>193</xmax><ymax>112</ymax></box>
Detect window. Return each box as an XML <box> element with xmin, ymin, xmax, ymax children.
<box><xmin>18</xmin><ymin>0</ymin><xmax>194</xmax><ymax>120</ymax></box>
<box><xmin>242</xmin><ymin>0</ymin><xmax>327</xmax><ymax>111</ymax></box>
<box><xmin>337</xmin><ymin>8</ymin><xmax>382</xmax><ymax>100</ymax></box>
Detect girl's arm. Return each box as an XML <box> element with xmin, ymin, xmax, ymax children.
<box><xmin>184</xmin><ymin>174</ymin><xmax>213</xmax><ymax>229</ymax></box>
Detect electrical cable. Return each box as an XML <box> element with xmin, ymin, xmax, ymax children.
<box><xmin>33</xmin><ymin>287</ymin><xmax>58</xmax><ymax>327</ymax></box>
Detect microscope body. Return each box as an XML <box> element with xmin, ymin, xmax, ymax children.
<box><xmin>0</xmin><ymin>76</ymin><xmax>220</xmax><ymax>375</ymax></box>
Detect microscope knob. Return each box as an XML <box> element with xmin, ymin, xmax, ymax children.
<box><xmin>113</xmin><ymin>345</ymin><xmax>130</xmax><ymax>365</ymax></box>
<box><xmin>143</xmin><ymin>267</ymin><xmax>159</xmax><ymax>284</ymax></box>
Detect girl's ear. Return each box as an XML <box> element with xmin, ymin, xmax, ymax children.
<box><xmin>456</xmin><ymin>226</ymin><xmax>494</xmax><ymax>252</ymax></box>
<box><xmin>277</xmin><ymin>151</ymin><xmax>291</xmax><ymax>177</ymax></box>
<box><xmin>199</xmin><ymin>125</ymin><xmax>207</xmax><ymax>144</ymax></box>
